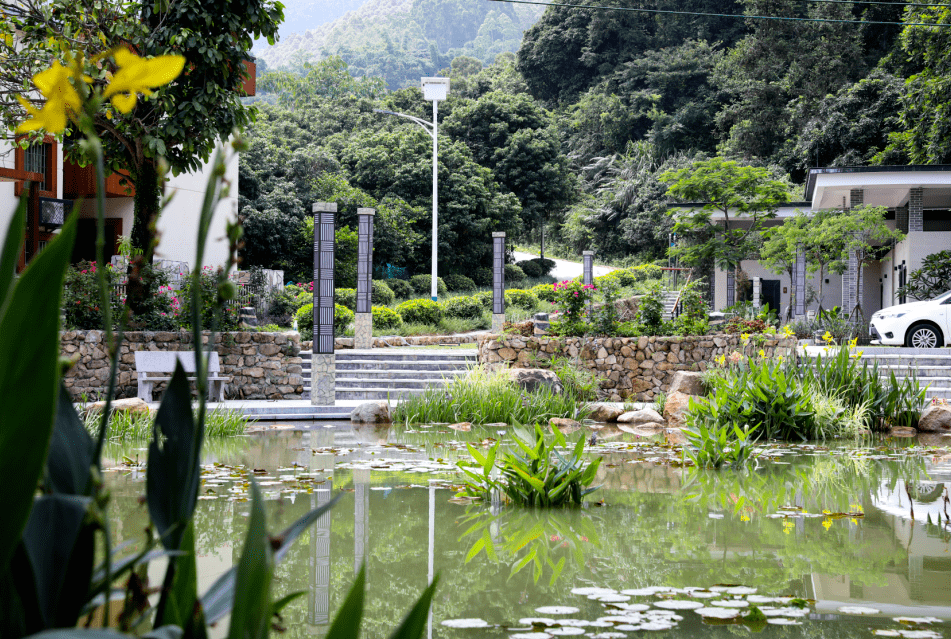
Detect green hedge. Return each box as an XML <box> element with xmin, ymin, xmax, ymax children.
<box><xmin>504</xmin><ymin>264</ymin><xmax>527</xmax><ymax>283</ymax></box>
<box><xmin>372</xmin><ymin>305</ymin><xmax>403</xmax><ymax>330</ymax></box>
<box><xmin>295</xmin><ymin>303</ymin><xmax>353</xmax><ymax>340</ymax></box>
<box><xmin>396</xmin><ymin>298</ymin><xmax>443</xmax><ymax>325</ymax></box>
<box><xmin>335</xmin><ymin>288</ymin><xmax>356</xmax><ymax>311</ymax></box>
<box><xmin>515</xmin><ymin>260</ymin><xmax>543</xmax><ymax>278</ymax></box>
<box><xmin>372</xmin><ymin>280</ymin><xmax>395</xmax><ymax>306</ymax></box>
<box><xmin>409</xmin><ymin>274</ymin><xmax>447</xmax><ymax>296</ymax></box>
<box><xmin>444</xmin><ymin>273</ymin><xmax>477</xmax><ymax>292</ymax></box>
<box><xmin>531</xmin><ymin>283</ymin><xmax>557</xmax><ymax>303</ymax></box>
<box><xmin>384</xmin><ymin>278</ymin><xmax>413</xmax><ymax>299</ymax></box>
<box><xmin>441</xmin><ymin>295</ymin><xmax>485</xmax><ymax>320</ymax></box>
<box><xmin>505</xmin><ymin>288</ymin><xmax>540</xmax><ymax>310</ymax></box>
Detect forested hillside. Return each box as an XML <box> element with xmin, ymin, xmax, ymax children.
<box><xmin>253</xmin><ymin>0</ymin><xmax>543</xmax><ymax>89</ymax></box>
<box><xmin>239</xmin><ymin>0</ymin><xmax>951</xmax><ymax>280</ymax></box>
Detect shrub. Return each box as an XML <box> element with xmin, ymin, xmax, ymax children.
<box><xmin>610</xmin><ymin>269</ymin><xmax>639</xmax><ymax>287</ymax></box>
<box><xmin>504</xmin><ymin>264</ymin><xmax>527</xmax><ymax>283</ymax></box>
<box><xmin>550</xmin><ymin>280</ymin><xmax>596</xmax><ymax>336</ymax></box>
<box><xmin>473</xmin><ymin>290</ymin><xmax>494</xmax><ymax>310</ymax></box>
<box><xmin>505</xmin><ymin>288</ymin><xmax>540</xmax><ymax>311</ymax></box>
<box><xmin>335</xmin><ymin>288</ymin><xmax>356</xmax><ymax>310</ymax></box>
<box><xmin>631</xmin><ymin>264</ymin><xmax>663</xmax><ymax>281</ymax></box>
<box><xmin>372</xmin><ymin>305</ymin><xmax>403</xmax><ymax>330</ymax></box>
<box><xmin>63</xmin><ymin>261</ymin><xmax>122</xmax><ymax>330</ymax></box>
<box><xmin>396</xmin><ymin>298</ymin><xmax>443</xmax><ymax>325</ymax></box>
<box><xmin>637</xmin><ymin>283</ymin><xmax>666</xmax><ymax>334</ymax></box>
<box><xmin>264</xmin><ymin>286</ymin><xmax>300</xmax><ymax>325</ymax></box>
<box><xmin>371</xmin><ymin>280</ymin><xmax>395</xmax><ymax>306</ymax></box>
<box><xmin>530</xmin><ymin>257</ymin><xmax>556</xmax><ymax>276</ymax></box>
<box><xmin>441</xmin><ymin>295</ymin><xmax>485</xmax><ymax>320</ymax></box>
<box><xmin>409</xmin><ymin>274</ymin><xmax>448</xmax><ymax>296</ymax></box>
<box><xmin>444</xmin><ymin>273</ymin><xmax>477</xmax><ymax>292</ymax></box>
<box><xmin>295</xmin><ymin>302</ymin><xmax>353</xmax><ymax>340</ymax></box>
<box><xmin>385</xmin><ymin>278</ymin><xmax>413</xmax><ymax>299</ymax></box>
<box><xmin>472</xmin><ymin>267</ymin><xmax>493</xmax><ymax>287</ymax></box>
<box><xmin>531</xmin><ymin>283</ymin><xmax>557</xmax><ymax>303</ymax></box>
<box><xmin>179</xmin><ymin>266</ymin><xmax>240</xmax><ymax>332</ymax></box>
<box><xmin>516</xmin><ymin>259</ymin><xmax>543</xmax><ymax>278</ymax></box>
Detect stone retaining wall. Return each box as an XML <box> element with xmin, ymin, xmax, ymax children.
<box><xmin>301</xmin><ymin>334</ymin><xmax>480</xmax><ymax>351</ymax></box>
<box><xmin>478</xmin><ymin>334</ymin><xmax>798</xmax><ymax>401</ymax></box>
<box><xmin>61</xmin><ymin>331</ymin><xmax>303</xmax><ymax>401</ymax></box>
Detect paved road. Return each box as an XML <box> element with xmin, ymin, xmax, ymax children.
<box><xmin>513</xmin><ymin>251</ymin><xmax>618</xmax><ymax>281</ymax></box>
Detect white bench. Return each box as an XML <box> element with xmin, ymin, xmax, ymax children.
<box><xmin>134</xmin><ymin>351</ymin><xmax>230</xmax><ymax>402</ymax></box>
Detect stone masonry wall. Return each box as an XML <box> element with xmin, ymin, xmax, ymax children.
<box><xmin>478</xmin><ymin>334</ymin><xmax>798</xmax><ymax>401</ymax></box>
<box><xmin>61</xmin><ymin>331</ymin><xmax>304</xmax><ymax>401</ymax></box>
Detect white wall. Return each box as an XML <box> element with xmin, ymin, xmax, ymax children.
<box><xmin>713</xmin><ymin>261</ymin><xmax>844</xmax><ymax>315</ymax></box>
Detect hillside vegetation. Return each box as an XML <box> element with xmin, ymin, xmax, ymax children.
<box><xmin>240</xmin><ymin>0</ymin><xmax>951</xmax><ymax>279</ymax></box>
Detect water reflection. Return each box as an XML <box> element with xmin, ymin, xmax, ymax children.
<box><xmin>103</xmin><ymin>424</ymin><xmax>951</xmax><ymax>637</ymax></box>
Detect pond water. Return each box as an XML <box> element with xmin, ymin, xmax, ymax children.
<box><xmin>104</xmin><ymin>423</ymin><xmax>951</xmax><ymax>639</ymax></box>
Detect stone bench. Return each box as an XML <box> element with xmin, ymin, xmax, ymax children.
<box><xmin>135</xmin><ymin>351</ymin><xmax>230</xmax><ymax>402</ymax></box>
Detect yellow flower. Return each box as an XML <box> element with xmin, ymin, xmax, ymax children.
<box><xmin>740</xmin><ymin>515</ymin><xmax>750</xmax><ymax>522</ymax></box>
<box><xmin>103</xmin><ymin>48</ymin><xmax>185</xmax><ymax>113</ymax></box>
<box><xmin>822</xmin><ymin>331</ymin><xmax>834</xmax><ymax>343</ymax></box>
<box><xmin>822</xmin><ymin>519</ymin><xmax>832</xmax><ymax>531</ymax></box>
<box><xmin>758</xmin><ymin>349</ymin><xmax>766</xmax><ymax>359</ymax></box>
<box><xmin>741</xmin><ymin>332</ymin><xmax>750</xmax><ymax>343</ymax></box>
<box><xmin>850</xmin><ymin>518</ymin><xmax>858</xmax><ymax>525</ymax></box>
<box><xmin>15</xmin><ymin>60</ymin><xmax>83</xmax><ymax>134</ymax></box>
<box><xmin>780</xmin><ymin>325</ymin><xmax>794</xmax><ymax>338</ymax></box>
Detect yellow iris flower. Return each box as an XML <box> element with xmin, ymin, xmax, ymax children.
<box><xmin>15</xmin><ymin>60</ymin><xmax>84</xmax><ymax>134</ymax></box>
<box><xmin>103</xmin><ymin>48</ymin><xmax>185</xmax><ymax>113</ymax></box>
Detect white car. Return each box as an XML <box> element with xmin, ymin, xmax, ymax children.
<box><xmin>870</xmin><ymin>290</ymin><xmax>951</xmax><ymax>348</ymax></box>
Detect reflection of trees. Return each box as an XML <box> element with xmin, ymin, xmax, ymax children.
<box><xmin>457</xmin><ymin>506</ymin><xmax>602</xmax><ymax>586</ymax></box>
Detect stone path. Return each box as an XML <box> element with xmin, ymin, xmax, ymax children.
<box><xmin>513</xmin><ymin>251</ymin><xmax>618</xmax><ymax>280</ymax></box>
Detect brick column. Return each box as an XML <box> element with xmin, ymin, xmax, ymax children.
<box><xmin>841</xmin><ymin>190</ymin><xmax>864</xmax><ymax>320</ymax></box>
<box><xmin>896</xmin><ymin>204</ymin><xmax>909</xmax><ymax>234</ymax></box>
<box><xmin>909</xmin><ymin>187</ymin><xmax>923</xmax><ymax>232</ymax></box>
<box><xmin>492</xmin><ymin>232</ymin><xmax>506</xmax><ymax>332</ymax></box>
<box><xmin>353</xmin><ymin>208</ymin><xmax>375</xmax><ymax>349</ymax></box>
<box><xmin>311</xmin><ymin>202</ymin><xmax>336</xmax><ymax>406</ymax></box>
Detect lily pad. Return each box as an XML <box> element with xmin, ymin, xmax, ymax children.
<box><xmin>899</xmin><ymin>632</ymin><xmax>942</xmax><ymax>639</ymax></box>
<box><xmin>549</xmin><ymin>628</ymin><xmax>586</xmax><ymax>636</ymax></box>
<box><xmin>655</xmin><ymin>600</ymin><xmax>704</xmax><ymax>610</ymax></box>
<box><xmin>509</xmin><ymin>633</ymin><xmax>552</xmax><ymax>639</ymax></box>
<box><xmin>838</xmin><ymin>606</ymin><xmax>881</xmax><ymax>615</ymax></box>
<box><xmin>572</xmin><ymin>587</ymin><xmax>619</xmax><ymax>596</ymax></box>
<box><xmin>766</xmin><ymin>619</ymin><xmax>802</xmax><ymax>626</ymax></box>
<box><xmin>610</xmin><ymin>603</ymin><xmax>651</xmax><ymax>612</ymax></box>
<box><xmin>536</xmin><ymin>607</ymin><xmax>581</xmax><ymax>615</ymax></box>
<box><xmin>895</xmin><ymin>618</ymin><xmax>942</xmax><ymax>625</ymax></box>
<box><xmin>519</xmin><ymin>618</ymin><xmax>558</xmax><ymax>627</ymax></box>
<box><xmin>591</xmin><ymin>594</ymin><xmax>631</xmax><ymax>603</ymax></box>
<box><xmin>726</xmin><ymin>587</ymin><xmax>758</xmax><ymax>595</ymax></box>
<box><xmin>710</xmin><ymin>600</ymin><xmax>750</xmax><ymax>608</ymax></box>
<box><xmin>440</xmin><ymin>618</ymin><xmax>490</xmax><ymax>628</ymax></box>
<box><xmin>762</xmin><ymin>607</ymin><xmax>809</xmax><ymax>618</ymax></box>
<box><xmin>694</xmin><ymin>608</ymin><xmax>741</xmax><ymax>619</ymax></box>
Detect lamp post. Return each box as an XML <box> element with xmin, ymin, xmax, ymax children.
<box><xmin>373</xmin><ymin>76</ymin><xmax>449</xmax><ymax>301</ymax></box>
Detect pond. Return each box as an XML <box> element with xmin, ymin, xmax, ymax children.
<box><xmin>103</xmin><ymin>424</ymin><xmax>951</xmax><ymax>639</ymax></box>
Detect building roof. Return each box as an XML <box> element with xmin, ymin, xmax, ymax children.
<box><xmin>805</xmin><ymin>165</ymin><xmax>951</xmax><ymax>204</ymax></box>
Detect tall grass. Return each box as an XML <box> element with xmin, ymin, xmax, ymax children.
<box><xmin>394</xmin><ymin>366</ymin><xmax>590</xmax><ymax>425</ymax></box>
<box><xmin>82</xmin><ymin>406</ymin><xmax>247</xmax><ymax>440</ymax></box>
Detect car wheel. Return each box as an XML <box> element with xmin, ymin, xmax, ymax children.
<box><xmin>905</xmin><ymin>323</ymin><xmax>943</xmax><ymax>348</ymax></box>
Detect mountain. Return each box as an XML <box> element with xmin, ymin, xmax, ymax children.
<box><xmin>252</xmin><ymin>0</ymin><xmax>543</xmax><ymax>88</ymax></box>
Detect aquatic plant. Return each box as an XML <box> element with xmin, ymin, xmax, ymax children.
<box><xmin>681</xmin><ymin>396</ymin><xmax>758</xmax><ymax>468</ymax></box>
<box><xmin>394</xmin><ymin>366</ymin><xmax>589</xmax><ymax>425</ymax></box>
<box><xmin>82</xmin><ymin>405</ymin><xmax>247</xmax><ymax>440</ymax></box>
<box><xmin>456</xmin><ymin>423</ymin><xmax>602</xmax><ymax>507</ymax></box>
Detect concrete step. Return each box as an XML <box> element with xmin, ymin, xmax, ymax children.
<box><xmin>300</xmin><ymin>350</ymin><xmax>478</xmax><ymax>362</ymax></box>
<box><xmin>875</xmin><ymin>366</ymin><xmax>951</xmax><ymax>377</ymax></box>
<box><xmin>328</xmin><ymin>369</ymin><xmax>466</xmax><ymax>381</ymax></box>
<box><xmin>333</xmin><ymin>377</ymin><xmax>451</xmax><ymax>390</ymax></box>
<box><xmin>307</xmin><ymin>361</ymin><xmax>473</xmax><ymax>374</ymax></box>
<box><xmin>302</xmin><ymin>387</ymin><xmax>436</xmax><ymax>401</ymax></box>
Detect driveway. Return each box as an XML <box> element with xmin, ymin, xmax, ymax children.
<box><xmin>514</xmin><ymin>251</ymin><xmax>618</xmax><ymax>281</ymax></box>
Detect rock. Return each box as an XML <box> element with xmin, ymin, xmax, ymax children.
<box><xmin>668</xmin><ymin>371</ymin><xmax>705</xmax><ymax>396</ymax></box>
<box><xmin>663</xmin><ymin>391</ymin><xmax>695</xmax><ymax>429</ymax></box>
<box><xmin>887</xmin><ymin>426</ymin><xmax>917</xmax><ymax>437</ymax></box>
<box><xmin>550</xmin><ymin>417</ymin><xmax>582</xmax><ymax>432</ymax></box>
<box><xmin>917</xmin><ymin>404</ymin><xmax>951</xmax><ymax>433</ymax></box>
<box><xmin>88</xmin><ymin>397</ymin><xmax>152</xmax><ymax>414</ymax></box>
<box><xmin>587</xmin><ymin>403</ymin><xmax>625</xmax><ymax>422</ymax></box>
<box><xmin>508</xmin><ymin>368</ymin><xmax>564</xmax><ymax>395</ymax></box>
<box><xmin>449</xmin><ymin>422</ymin><xmax>472</xmax><ymax>432</ymax></box>
<box><xmin>617</xmin><ymin>408</ymin><xmax>665</xmax><ymax>425</ymax></box>
<box><xmin>483</xmin><ymin>422</ymin><xmax>508</xmax><ymax>428</ymax></box>
<box><xmin>665</xmin><ymin>428</ymin><xmax>688</xmax><ymax>446</ymax></box>
<box><xmin>350</xmin><ymin>401</ymin><xmax>392</xmax><ymax>424</ymax></box>
<box><xmin>918</xmin><ymin>433</ymin><xmax>951</xmax><ymax>447</ymax></box>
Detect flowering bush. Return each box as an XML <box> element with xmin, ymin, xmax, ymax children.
<box><xmin>63</xmin><ymin>261</ymin><xmax>122</xmax><ymax>330</ymax></box>
<box><xmin>177</xmin><ymin>266</ymin><xmax>240</xmax><ymax>332</ymax></box>
<box><xmin>550</xmin><ymin>280</ymin><xmax>596</xmax><ymax>336</ymax></box>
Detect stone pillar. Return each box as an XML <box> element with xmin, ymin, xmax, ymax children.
<box><xmin>795</xmin><ymin>245</ymin><xmax>806</xmax><ymax>318</ymax></box>
<box><xmin>582</xmin><ymin>251</ymin><xmax>594</xmax><ymax>286</ymax></box>
<box><xmin>492</xmin><ymin>232</ymin><xmax>506</xmax><ymax>332</ymax></box>
<box><xmin>909</xmin><ymin>187</ymin><xmax>923</xmax><ymax>232</ymax></box>
<box><xmin>896</xmin><ymin>204</ymin><xmax>909</xmax><ymax>234</ymax></box>
<box><xmin>308</xmin><ymin>484</ymin><xmax>332</xmax><ymax>627</ymax></box>
<box><xmin>726</xmin><ymin>268</ymin><xmax>735</xmax><ymax>306</ymax></box>
<box><xmin>752</xmin><ymin>277</ymin><xmax>761</xmax><ymax>310</ymax></box>
<box><xmin>354</xmin><ymin>208</ymin><xmax>375</xmax><ymax>349</ymax></box>
<box><xmin>311</xmin><ymin>202</ymin><xmax>336</xmax><ymax>406</ymax></box>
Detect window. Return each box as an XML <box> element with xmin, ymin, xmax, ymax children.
<box><xmin>14</xmin><ymin>136</ymin><xmax>56</xmax><ymax>198</ymax></box>
<box><xmin>923</xmin><ymin>209</ymin><xmax>951</xmax><ymax>232</ymax></box>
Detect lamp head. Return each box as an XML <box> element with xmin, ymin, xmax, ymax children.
<box><xmin>421</xmin><ymin>77</ymin><xmax>450</xmax><ymax>102</ymax></box>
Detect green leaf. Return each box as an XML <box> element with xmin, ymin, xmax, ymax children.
<box><xmin>227</xmin><ymin>479</ymin><xmax>273</xmax><ymax>639</ymax></box>
<box><xmin>26</xmin><ymin>630</ymin><xmax>183</xmax><ymax>639</ymax></box>
<box><xmin>325</xmin><ymin>565</ymin><xmax>365</xmax><ymax>639</ymax></box>
<box><xmin>512</xmin><ymin>466</ymin><xmax>546</xmax><ymax>494</ymax></box>
<box><xmin>387</xmin><ymin>576</ymin><xmax>438</xmax><ymax>639</ymax></box>
<box><xmin>156</xmin><ymin>521</ymin><xmax>205</xmax><ymax>639</ymax></box>
<box><xmin>203</xmin><ymin>494</ymin><xmax>341</xmax><ymax>625</ymax></box>
<box><xmin>147</xmin><ymin>364</ymin><xmax>203</xmax><ymax>551</ymax></box>
<box><xmin>44</xmin><ymin>384</ymin><xmax>94</xmax><ymax>495</ymax></box>
<box><xmin>0</xmin><ymin>210</ymin><xmax>77</xmax><ymax>574</ymax></box>
<box><xmin>465</xmin><ymin>537</ymin><xmax>486</xmax><ymax>563</ymax></box>
<box><xmin>0</xmin><ymin>196</ymin><xmax>26</xmax><ymax>315</ymax></box>
<box><xmin>271</xmin><ymin>591</ymin><xmax>307</xmax><ymax>617</ymax></box>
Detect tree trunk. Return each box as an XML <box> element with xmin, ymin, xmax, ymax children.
<box><xmin>540</xmin><ymin>224</ymin><xmax>545</xmax><ymax>260</ymax></box>
<box><xmin>127</xmin><ymin>158</ymin><xmax>162</xmax><ymax>319</ymax></box>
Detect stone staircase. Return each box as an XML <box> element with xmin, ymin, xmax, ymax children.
<box><xmin>662</xmin><ymin>290</ymin><xmax>680</xmax><ymax>321</ymax></box>
<box><xmin>301</xmin><ymin>348</ymin><xmax>478</xmax><ymax>401</ymax></box>
<box><xmin>852</xmin><ymin>348</ymin><xmax>951</xmax><ymax>401</ymax></box>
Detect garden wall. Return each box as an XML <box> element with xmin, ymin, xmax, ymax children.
<box><xmin>61</xmin><ymin>331</ymin><xmax>304</xmax><ymax>401</ymax></box>
<box><xmin>478</xmin><ymin>334</ymin><xmax>798</xmax><ymax>401</ymax></box>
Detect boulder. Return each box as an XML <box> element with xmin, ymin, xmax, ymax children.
<box><xmin>508</xmin><ymin>368</ymin><xmax>564</xmax><ymax>395</ymax></box>
<box><xmin>668</xmin><ymin>371</ymin><xmax>705</xmax><ymax>396</ymax></box>
<box><xmin>550</xmin><ymin>417</ymin><xmax>582</xmax><ymax>433</ymax></box>
<box><xmin>587</xmin><ymin>402</ymin><xmax>625</xmax><ymax>422</ymax></box>
<box><xmin>663</xmin><ymin>391</ymin><xmax>695</xmax><ymax>429</ymax></box>
<box><xmin>665</xmin><ymin>428</ymin><xmax>688</xmax><ymax>446</ymax></box>
<box><xmin>88</xmin><ymin>397</ymin><xmax>152</xmax><ymax>415</ymax></box>
<box><xmin>449</xmin><ymin>422</ymin><xmax>472</xmax><ymax>432</ymax></box>
<box><xmin>917</xmin><ymin>404</ymin><xmax>951</xmax><ymax>433</ymax></box>
<box><xmin>617</xmin><ymin>408</ymin><xmax>665</xmax><ymax>425</ymax></box>
<box><xmin>887</xmin><ymin>426</ymin><xmax>917</xmax><ymax>438</ymax></box>
<box><xmin>350</xmin><ymin>401</ymin><xmax>392</xmax><ymax>424</ymax></box>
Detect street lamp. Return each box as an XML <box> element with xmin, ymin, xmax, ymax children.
<box><xmin>373</xmin><ymin>76</ymin><xmax>449</xmax><ymax>301</ymax></box>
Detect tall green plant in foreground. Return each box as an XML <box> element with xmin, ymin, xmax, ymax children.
<box><xmin>457</xmin><ymin>424</ymin><xmax>602</xmax><ymax>507</ymax></box>
<box><xmin>0</xmin><ymin>51</ymin><xmax>435</xmax><ymax>639</ymax></box>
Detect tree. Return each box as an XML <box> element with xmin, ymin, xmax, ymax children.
<box><xmin>661</xmin><ymin>157</ymin><xmax>790</xmax><ymax>303</ymax></box>
<box><xmin>759</xmin><ymin>219</ymin><xmax>802</xmax><ymax>321</ymax></box>
<box><xmin>257</xmin><ymin>56</ymin><xmax>386</xmax><ymax>109</ymax></box>
<box><xmin>798</xmin><ymin>210</ymin><xmax>847</xmax><ymax>311</ymax></box>
<box><xmin>815</xmin><ymin>205</ymin><xmax>904</xmax><ymax>321</ymax></box>
<box><xmin>2</xmin><ymin>0</ymin><xmax>283</xmax><ymax>314</ymax></box>
<box><xmin>897</xmin><ymin>250</ymin><xmax>951</xmax><ymax>301</ymax></box>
